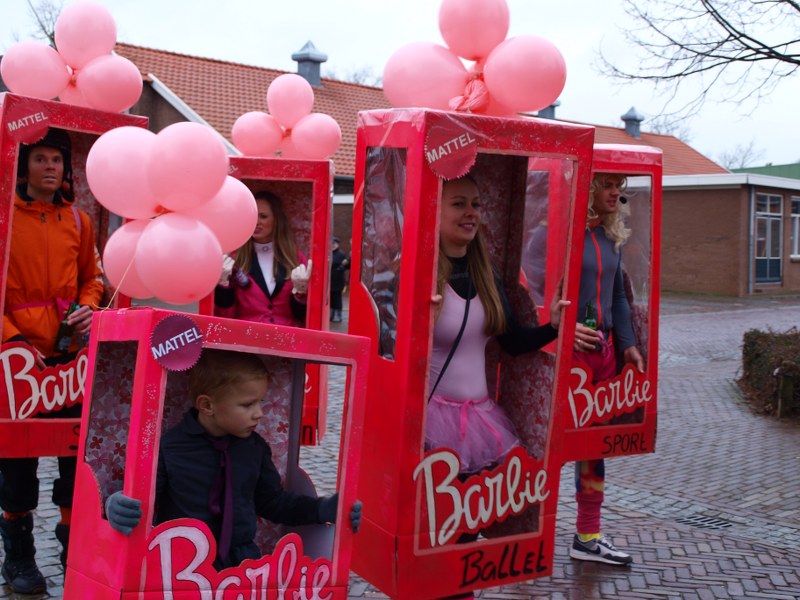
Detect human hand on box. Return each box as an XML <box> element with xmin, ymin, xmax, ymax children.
<box><xmin>105</xmin><ymin>491</ymin><xmax>142</xmax><ymax>536</ymax></box>
<box><xmin>548</xmin><ymin>277</ymin><xmax>570</xmax><ymax>329</ymax></box>
<box><xmin>624</xmin><ymin>345</ymin><xmax>645</xmax><ymax>373</ymax></box>
<box><xmin>291</xmin><ymin>260</ymin><xmax>312</xmax><ymax>295</ymax></box>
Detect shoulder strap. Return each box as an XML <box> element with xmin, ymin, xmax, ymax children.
<box><xmin>428</xmin><ymin>284</ymin><xmax>472</xmax><ymax>402</ymax></box>
<box><xmin>71</xmin><ymin>205</ymin><xmax>81</xmax><ymax>237</ymax></box>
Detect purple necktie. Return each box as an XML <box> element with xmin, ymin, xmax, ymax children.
<box><xmin>206</xmin><ymin>435</ymin><xmax>233</xmax><ymax>562</ymax></box>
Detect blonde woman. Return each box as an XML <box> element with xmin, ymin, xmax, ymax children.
<box><xmin>569</xmin><ymin>172</ymin><xmax>644</xmax><ymax>566</ymax></box>
<box><xmin>215</xmin><ymin>191</ymin><xmax>310</xmax><ymax>327</ymax></box>
<box><xmin>427</xmin><ymin>175</ymin><xmax>568</xmax><ymax>477</ymax></box>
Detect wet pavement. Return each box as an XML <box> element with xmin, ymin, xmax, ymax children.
<box><xmin>4</xmin><ymin>293</ymin><xmax>799</xmax><ymax>599</ymax></box>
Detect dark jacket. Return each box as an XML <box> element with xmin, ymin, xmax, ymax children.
<box><xmin>155</xmin><ymin>410</ymin><xmax>323</xmax><ymax>568</ymax></box>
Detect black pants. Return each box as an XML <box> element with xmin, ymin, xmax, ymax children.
<box><xmin>330</xmin><ymin>289</ymin><xmax>343</xmax><ymax>311</ymax></box>
<box><xmin>0</xmin><ymin>353</ymin><xmax>81</xmax><ymax>513</ymax></box>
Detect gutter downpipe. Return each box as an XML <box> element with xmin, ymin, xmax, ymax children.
<box><xmin>748</xmin><ymin>184</ymin><xmax>755</xmax><ymax>295</ymax></box>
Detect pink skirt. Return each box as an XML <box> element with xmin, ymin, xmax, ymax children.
<box><xmin>426</xmin><ymin>394</ymin><xmax>520</xmax><ymax>474</ymax></box>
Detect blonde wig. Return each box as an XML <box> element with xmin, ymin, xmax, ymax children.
<box><xmin>587</xmin><ymin>173</ymin><xmax>631</xmax><ymax>252</ymax></box>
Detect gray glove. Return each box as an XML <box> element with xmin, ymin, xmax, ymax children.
<box><xmin>105</xmin><ymin>491</ymin><xmax>142</xmax><ymax>536</ymax></box>
<box><xmin>349</xmin><ymin>500</ymin><xmax>363</xmax><ymax>533</ymax></box>
<box><xmin>318</xmin><ymin>493</ymin><xmax>363</xmax><ymax>532</ymax></box>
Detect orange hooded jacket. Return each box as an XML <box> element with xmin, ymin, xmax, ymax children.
<box><xmin>2</xmin><ymin>190</ymin><xmax>104</xmax><ymax>357</ymax></box>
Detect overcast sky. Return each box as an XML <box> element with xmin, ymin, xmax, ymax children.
<box><xmin>2</xmin><ymin>0</ymin><xmax>798</xmax><ymax>166</ymax></box>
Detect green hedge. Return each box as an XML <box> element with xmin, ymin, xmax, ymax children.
<box><xmin>740</xmin><ymin>328</ymin><xmax>800</xmax><ymax>417</ymax></box>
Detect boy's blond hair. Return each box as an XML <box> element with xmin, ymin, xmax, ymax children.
<box><xmin>188</xmin><ymin>349</ymin><xmax>269</xmax><ymax>402</ymax></box>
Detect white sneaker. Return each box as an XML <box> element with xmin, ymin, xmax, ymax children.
<box><xmin>569</xmin><ymin>534</ymin><xmax>633</xmax><ymax>565</ymax></box>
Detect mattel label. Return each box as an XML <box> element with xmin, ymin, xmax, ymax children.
<box><xmin>150</xmin><ymin>314</ymin><xmax>203</xmax><ymax>371</ymax></box>
<box><xmin>424</xmin><ymin>122</ymin><xmax>480</xmax><ymax>180</ymax></box>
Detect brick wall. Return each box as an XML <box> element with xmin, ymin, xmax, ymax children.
<box><xmin>661</xmin><ymin>188</ymin><xmax>748</xmax><ymax>296</ymax></box>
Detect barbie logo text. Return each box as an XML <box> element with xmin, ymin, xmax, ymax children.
<box><xmin>413</xmin><ymin>447</ymin><xmax>549</xmax><ymax>548</ymax></box>
<box><xmin>0</xmin><ymin>344</ymin><xmax>86</xmax><ymax>420</ymax></box>
<box><xmin>567</xmin><ymin>363</ymin><xmax>652</xmax><ymax>428</ymax></box>
<box><xmin>147</xmin><ymin>524</ymin><xmax>334</xmax><ymax>599</ymax></box>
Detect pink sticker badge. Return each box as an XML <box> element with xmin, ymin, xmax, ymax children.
<box><xmin>4</xmin><ymin>98</ymin><xmax>51</xmax><ymax>144</ymax></box>
<box><xmin>424</xmin><ymin>123</ymin><xmax>480</xmax><ymax>180</ymax></box>
<box><xmin>150</xmin><ymin>315</ymin><xmax>203</xmax><ymax>372</ymax></box>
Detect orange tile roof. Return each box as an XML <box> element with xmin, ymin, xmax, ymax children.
<box><xmin>588</xmin><ymin>123</ymin><xmax>728</xmax><ymax>176</ymax></box>
<box><xmin>115</xmin><ymin>43</ymin><xmax>727</xmax><ymax>178</ymax></box>
<box><xmin>115</xmin><ymin>42</ymin><xmax>392</xmax><ymax>177</ymax></box>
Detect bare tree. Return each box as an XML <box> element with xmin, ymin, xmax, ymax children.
<box><xmin>644</xmin><ymin>115</ymin><xmax>693</xmax><ymax>143</ymax></box>
<box><xmin>600</xmin><ymin>0</ymin><xmax>800</xmax><ymax>117</ymax></box>
<box><xmin>717</xmin><ymin>140</ymin><xmax>767</xmax><ymax>169</ymax></box>
<box><xmin>21</xmin><ymin>0</ymin><xmax>62</xmax><ymax>47</ymax></box>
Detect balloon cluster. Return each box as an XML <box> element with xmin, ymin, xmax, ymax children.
<box><xmin>231</xmin><ymin>74</ymin><xmax>342</xmax><ymax>160</ymax></box>
<box><xmin>383</xmin><ymin>0</ymin><xmax>566</xmax><ymax>116</ymax></box>
<box><xmin>0</xmin><ymin>1</ymin><xmax>142</xmax><ymax>113</ymax></box>
<box><xmin>87</xmin><ymin>123</ymin><xmax>258</xmax><ymax>305</ymax></box>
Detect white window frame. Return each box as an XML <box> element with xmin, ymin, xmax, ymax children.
<box><xmin>791</xmin><ymin>196</ymin><xmax>800</xmax><ymax>258</ymax></box>
<box><xmin>754</xmin><ymin>192</ymin><xmax>783</xmax><ymax>283</ymax></box>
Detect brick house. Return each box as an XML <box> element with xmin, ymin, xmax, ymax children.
<box><xmin>111</xmin><ymin>42</ymin><xmax>800</xmax><ymax>296</ymax></box>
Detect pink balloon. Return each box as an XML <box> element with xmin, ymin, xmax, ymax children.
<box><xmin>135</xmin><ymin>214</ymin><xmax>223</xmax><ymax>305</ymax></box>
<box><xmin>266</xmin><ymin>74</ymin><xmax>314</xmax><ymax>129</ymax></box>
<box><xmin>439</xmin><ymin>0</ymin><xmax>510</xmax><ymax>60</ymax></box>
<box><xmin>183</xmin><ymin>176</ymin><xmax>257</xmax><ymax>253</ymax></box>
<box><xmin>292</xmin><ymin>113</ymin><xmax>342</xmax><ymax>160</ymax></box>
<box><xmin>77</xmin><ymin>54</ymin><xmax>143</xmax><ymax>113</ymax></box>
<box><xmin>383</xmin><ymin>42</ymin><xmax>468</xmax><ymax>110</ymax></box>
<box><xmin>147</xmin><ymin>122</ymin><xmax>229</xmax><ymax>212</ymax></box>
<box><xmin>483</xmin><ymin>93</ymin><xmax>517</xmax><ymax>117</ymax></box>
<box><xmin>54</xmin><ymin>1</ymin><xmax>117</xmax><ymax>69</ymax></box>
<box><xmin>87</xmin><ymin>126</ymin><xmax>161</xmax><ymax>219</ymax></box>
<box><xmin>231</xmin><ymin>111</ymin><xmax>284</xmax><ymax>156</ymax></box>
<box><xmin>58</xmin><ymin>81</ymin><xmax>91</xmax><ymax>107</ymax></box>
<box><xmin>276</xmin><ymin>135</ymin><xmax>299</xmax><ymax>159</ymax></box>
<box><xmin>102</xmin><ymin>220</ymin><xmax>153</xmax><ymax>299</ymax></box>
<box><xmin>483</xmin><ymin>35</ymin><xmax>567</xmax><ymax>113</ymax></box>
<box><xmin>0</xmin><ymin>40</ymin><xmax>69</xmax><ymax>99</ymax></box>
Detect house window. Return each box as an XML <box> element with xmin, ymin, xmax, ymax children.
<box><xmin>754</xmin><ymin>193</ymin><xmax>783</xmax><ymax>283</ymax></box>
<box><xmin>791</xmin><ymin>197</ymin><xmax>800</xmax><ymax>258</ymax></box>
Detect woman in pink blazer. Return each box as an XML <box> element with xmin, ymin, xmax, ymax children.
<box><xmin>215</xmin><ymin>191</ymin><xmax>310</xmax><ymax>327</ymax></box>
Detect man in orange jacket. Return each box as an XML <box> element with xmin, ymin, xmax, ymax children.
<box><xmin>0</xmin><ymin>128</ymin><xmax>103</xmax><ymax>594</ymax></box>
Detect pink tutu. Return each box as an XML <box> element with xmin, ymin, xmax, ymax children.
<box><xmin>425</xmin><ymin>394</ymin><xmax>520</xmax><ymax>474</ymax></box>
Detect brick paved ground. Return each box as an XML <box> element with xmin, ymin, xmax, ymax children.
<box><xmin>4</xmin><ymin>293</ymin><xmax>799</xmax><ymax>598</ymax></box>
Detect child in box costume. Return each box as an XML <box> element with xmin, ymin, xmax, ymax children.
<box><xmin>106</xmin><ymin>349</ymin><xmax>360</xmax><ymax>569</ymax></box>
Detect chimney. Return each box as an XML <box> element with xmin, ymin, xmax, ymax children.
<box><xmin>621</xmin><ymin>106</ymin><xmax>644</xmax><ymax>139</ymax></box>
<box><xmin>537</xmin><ymin>99</ymin><xmax>561</xmax><ymax>120</ymax></box>
<box><xmin>292</xmin><ymin>41</ymin><xmax>327</xmax><ymax>87</ymax></box>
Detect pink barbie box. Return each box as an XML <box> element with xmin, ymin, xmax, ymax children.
<box><xmin>550</xmin><ymin>144</ymin><xmax>662</xmax><ymax>463</ymax></box>
<box><xmin>63</xmin><ymin>307</ymin><xmax>368</xmax><ymax>598</ymax></box>
<box><xmin>0</xmin><ymin>93</ymin><xmax>148</xmax><ymax>457</ymax></box>
<box><xmin>347</xmin><ymin>108</ymin><xmax>594</xmax><ymax>598</ymax></box>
